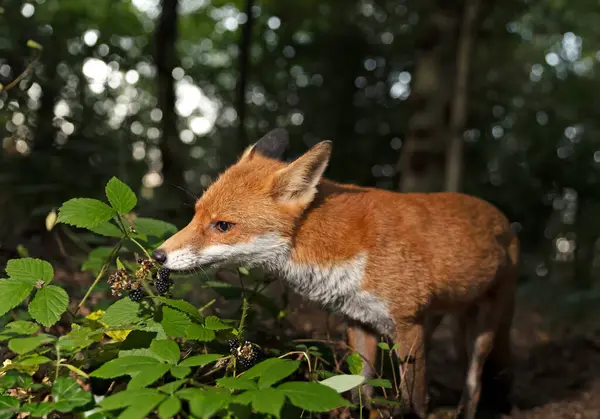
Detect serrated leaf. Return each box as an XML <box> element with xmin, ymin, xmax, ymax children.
<box><xmin>258</xmin><ymin>360</ymin><xmax>300</xmax><ymax>388</ymax></box>
<box><xmin>189</xmin><ymin>388</ymin><xmax>231</xmax><ymax>419</ymax></box>
<box><xmin>8</xmin><ymin>334</ymin><xmax>54</xmax><ymax>354</ymax></box>
<box><xmin>52</xmin><ymin>376</ymin><xmax>92</xmax><ymax>412</ymax></box>
<box><xmin>56</xmin><ymin>198</ymin><xmax>116</xmax><ymax>229</ymax></box>
<box><xmin>217</xmin><ymin>377</ymin><xmax>257</xmax><ymax>390</ymax></box>
<box><xmin>119</xmin><ymin>348</ymin><xmax>163</xmax><ymax>361</ymax></box>
<box><xmin>21</xmin><ymin>401</ymin><xmax>54</xmax><ymax>417</ymax></box>
<box><xmin>81</xmin><ymin>246</ymin><xmax>114</xmax><ymax>273</ymax></box>
<box><xmin>278</xmin><ymin>381</ymin><xmax>352</xmax><ymax>412</ymax></box>
<box><xmin>239</xmin><ymin>388</ymin><xmax>285</xmax><ymax>418</ymax></box>
<box><xmin>99</xmin><ymin>388</ymin><xmax>164</xmax><ymax>410</ymax></box>
<box><xmin>170</xmin><ymin>366</ymin><xmax>191</xmax><ymax>378</ymax></box>
<box><xmin>346</xmin><ymin>351</ymin><xmax>363</xmax><ymax>376</ymax></box>
<box><xmin>28</xmin><ymin>285</ymin><xmax>69</xmax><ymax>327</ymax></box>
<box><xmin>367</xmin><ymin>378</ymin><xmax>392</xmax><ymax>388</ymax></box>
<box><xmin>0</xmin><ymin>396</ymin><xmax>19</xmax><ymax>419</ymax></box>
<box><xmin>158</xmin><ymin>379</ymin><xmax>186</xmax><ymax>394</ymax></box>
<box><xmin>17</xmin><ymin>355</ymin><xmax>52</xmax><ymax>366</ymax></box>
<box><xmin>185</xmin><ymin>324</ymin><xmax>215</xmax><ymax>341</ymax></box>
<box><xmin>105</xmin><ymin>177</ymin><xmax>137</xmax><ymax>215</ymax></box>
<box><xmin>157</xmin><ymin>297</ymin><xmax>202</xmax><ymax>321</ymax></box>
<box><xmin>58</xmin><ymin>326</ymin><xmax>100</xmax><ymax>351</ymax></box>
<box><xmin>102</xmin><ymin>299</ymin><xmax>142</xmax><ymax>327</ymax></box>
<box><xmin>243</xmin><ymin>358</ymin><xmax>292</xmax><ymax>381</ymax></box>
<box><xmin>133</xmin><ymin>218</ymin><xmax>177</xmax><ymax>239</ymax></box>
<box><xmin>161</xmin><ymin>306</ymin><xmax>191</xmax><ymax>338</ymax></box>
<box><xmin>178</xmin><ymin>353</ymin><xmax>223</xmax><ymax>367</ymax></box>
<box><xmin>204</xmin><ymin>316</ymin><xmax>231</xmax><ymax>330</ymax></box>
<box><xmin>4</xmin><ymin>320</ymin><xmax>39</xmax><ymax>335</ymax></box>
<box><xmin>6</xmin><ymin>258</ymin><xmax>53</xmax><ymax>285</ymax></box>
<box><xmin>150</xmin><ymin>339</ymin><xmax>180</xmax><ymax>364</ymax></box>
<box><xmin>89</xmin><ymin>356</ymin><xmax>160</xmax><ymax>378</ymax></box>
<box><xmin>127</xmin><ymin>364</ymin><xmax>170</xmax><ymax>389</ymax></box>
<box><xmin>158</xmin><ymin>396</ymin><xmax>181</xmax><ymax>418</ymax></box>
<box><xmin>0</xmin><ymin>278</ymin><xmax>34</xmax><ymax>317</ymax></box>
<box><xmin>319</xmin><ymin>374</ymin><xmax>365</xmax><ymax>393</ymax></box>
<box><xmin>88</xmin><ymin>221</ymin><xmax>124</xmax><ymax>237</ymax></box>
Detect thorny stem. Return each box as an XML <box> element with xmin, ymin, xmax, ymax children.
<box><xmin>78</xmin><ymin>242</ymin><xmax>122</xmax><ymax>311</ymax></box>
<box><xmin>0</xmin><ymin>53</ymin><xmax>40</xmax><ymax>92</ymax></box>
<box><xmin>237</xmin><ymin>297</ymin><xmax>250</xmax><ymax>341</ymax></box>
<box><xmin>198</xmin><ymin>298</ymin><xmax>216</xmax><ymax>314</ymax></box>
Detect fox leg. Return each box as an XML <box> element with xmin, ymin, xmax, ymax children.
<box><xmin>347</xmin><ymin>324</ymin><xmax>378</xmax><ymax>406</ymax></box>
<box><xmin>394</xmin><ymin>322</ymin><xmax>428</xmax><ymax>418</ymax></box>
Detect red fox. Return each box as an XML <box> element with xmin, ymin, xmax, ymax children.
<box><xmin>153</xmin><ymin>129</ymin><xmax>518</xmax><ymax>419</ymax></box>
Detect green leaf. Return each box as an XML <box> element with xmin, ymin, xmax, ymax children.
<box><xmin>161</xmin><ymin>306</ymin><xmax>191</xmax><ymax>338</ymax></box>
<box><xmin>378</xmin><ymin>342</ymin><xmax>390</xmax><ymax>351</ymax></box>
<box><xmin>128</xmin><ymin>364</ymin><xmax>170</xmax><ymax>389</ymax></box>
<box><xmin>243</xmin><ymin>358</ymin><xmax>293</xmax><ymax>382</ymax></box>
<box><xmin>27</xmin><ymin>39</ymin><xmax>43</xmax><ymax>50</ymax></box>
<box><xmin>157</xmin><ymin>297</ymin><xmax>203</xmax><ymax>321</ymax></box>
<box><xmin>217</xmin><ymin>377</ymin><xmax>258</xmax><ymax>390</ymax></box>
<box><xmin>391</xmin><ymin>343</ymin><xmax>400</xmax><ymax>351</ymax></box>
<box><xmin>8</xmin><ymin>334</ymin><xmax>54</xmax><ymax>354</ymax></box>
<box><xmin>119</xmin><ymin>348</ymin><xmax>163</xmax><ymax>361</ymax></box>
<box><xmin>237</xmin><ymin>388</ymin><xmax>285</xmax><ymax>417</ymax></box>
<box><xmin>278</xmin><ymin>382</ymin><xmax>352</xmax><ymax>412</ymax></box>
<box><xmin>178</xmin><ymin>353</ymin><xmax>223</xmax><ymax>367</ymax></box>
<box><xmin>116</xmin><ymin>257</ymin><xmax>125</xmax><ymax>271</ymax></box>
<box><xmin>90</xmin><ymin>356</ymin><xmax>160</xmax><ymax>378</ymax></box>
<box><xmin>150</xmin><ymin>339</ymin><xmax>180</xmax><ymax>365</ymax></box>
<box><xmin>99</xmin><ymin>388</ymin><xmax>163</xmax><ymax>410</ymax></box>
<box><xmin>170</xmin><ymin>366</ymin><xmax>191</xmax><ymax>378</ymax></box>
<box><xmin>158</xmin><ymin>396</ymin><xmax>181</xmax><ymax>418</ymax></box>
<box><xmin>0</xmin><ymin>396</ymin><xmax>19</xmax><ymax>419</ymax></box>
<box><xmin>17</xmin><ymin>355</ymin><xmax>52</xmax><ymax>366</ymax></box>
<box><xmin>28</xmin><ymin>285</ymin><xmax>69</xmax><ymax>327</ymax></box>
<box><xmin>105</xmin><ymin>177</ymin><xmax>137</xmax><ymax>215</ymax></box>
<box><xmin>81</xmin><ymin>246</ymin><xmax>114</xmax><ymax>274</ymax></box>
<box><xmin>56</xmin><ymin>198</ymin><xmax>116</xmax><ymax>229</ymax></box>
<box><xmin>20</xmin><ymin>401</ymin><xmax>54</xmax><ymax>417</ymax></box>
<box><xmin>367</xmin><ymin>378</ymin><xmax>392</xmax><ymax>389</ymax></box>
<box><xmin>103</xmin><ymin>299</ymin><xmax>142</xmax><ymax>327</ymax></box>
<box><xmin>158</xmin><ymin>379</ymin><xmax>186</xmax><ymax>394</ymax></box>
<box><xmin>4</xmin><ymin>320</ymin><xmax>39</xmax><ymax>335</ymax></box>
<box><xmin>346</xmin><ymin>352</ymin><xmax>363</xmax><ymax>376</ymax></box>
<box><xmin>87</xmin><ymin>221</ymin><xmax>124</xmax><ymax>237</ymax></box>
<box><xmin>58</xmin><ymin>326</ymin><xmax>100</xmax><ymax>351</ymax></box>
<box><xmin>204</xmin><ymin>316</ymin><xmax>231</xmax><ymax>330</ymax></box>
<box><xmin>319</xmin><ymin>374</ymin><xmax>365</xmax><ymax>393</ymax></box>
<box><xmin>257</xmin><ymin>360</ymin><xmax>300</xmax><ymax>388</ymax></box>
<box><xmin>6</xmin><ymin>258</ymin><xmax>53</xmax><ymax>285</ymax></box>
<box><xmin>188</xmin><ymin>388</ymin><xmax>231</xmax><ymax>419</ymax></box>
<box><xmin>185</xmin><ymin>324</ymin><xmax>215</xmax><ymax>341</ymax></box>
<box><xmin>52</xmin><ymin>376</ymin><xmax>92</xmax><ymax>412</ymax></box>
<box><xmin>133</xmin><ymin>218</ymin><xmax>177</xmax><ymax>238</ymax></box>
<box><xmin>0</xmin><ymin>278</ymin><xmax>35</xmax><ymax>317</ymax></box>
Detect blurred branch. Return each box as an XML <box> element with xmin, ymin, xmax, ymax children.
<box><xmin>445</xmin><ymin>0</ymin><xmax>481</xmax><ymax>192</ymax></box>
<box><xmin>236</xmin><ymin>0</ymin><xmax>255</xmax><ymax>148</ymax></box>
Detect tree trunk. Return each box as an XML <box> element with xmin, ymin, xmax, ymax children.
<box><xmin>155</xmin><ymin>0</ymin><xmax>188</xmax><ymax>218</ymax></box>
<box><xmin>236</xmin><ymin>0</ymin><xmax>255</xmax><ymax>149</ymax></box>
<box><xmin>445</xmin><ymin>0</ymin><xmax>481</xmax><ymax>192</ymax></box>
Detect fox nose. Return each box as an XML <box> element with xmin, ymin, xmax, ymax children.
<box><xmin>152</xmin><ymin>249</ymin><xmax>167</xmax><ymax>264</ymax></box>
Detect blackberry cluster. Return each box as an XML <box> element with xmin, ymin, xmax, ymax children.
<box><xmin>129</xmin><ymin>287</ymin><xmax>145</xmax><ymax>302</ymax></box>
<box><xmin>228</xmin><ymin>338</ymin><xmax>263</xmax><ymax>370</ymax></box>
<box><xmin>135</xmin><ymin>258</ymin><xmax>154</xmax><ymax>279</ymax></box>
<box><xmin>155</xmin><ymin>268</ymin><xmax>172</xmax><ymax>295</ymax></box>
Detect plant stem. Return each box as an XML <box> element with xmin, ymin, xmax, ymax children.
<box><xmin>55</xmin><ymin>345</ymin><xmax>60</xmax><ymax>381</ymax></box>
<box><xmin>359</xmin><ymin>384</ymin><xmax>363</xmax><ymax>419</ymax></box>
<box><xmin>78</xmin><ymin>242</ymin><xmax>122</xmax><ymax>311</ymax></box>
<box><xmin>237</xmin><ymin>297</ymin><xmax>250</xmax><ymax>340</ymax></box>
<box><xmin>129</xmin><ymin>236</ymin><xmax>152</xmax><ymax>260</ymax></box>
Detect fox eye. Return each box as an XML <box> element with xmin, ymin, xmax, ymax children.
<box><xmin>214</xmin><ymin>221</ymin><xmax>234</xmax><ymax>233</ymax></box>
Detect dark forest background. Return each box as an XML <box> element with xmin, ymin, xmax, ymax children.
<box><xmin>1</xmin><ymin>0</ymin><xmax>600</xmax><ymax>415</ymax></box>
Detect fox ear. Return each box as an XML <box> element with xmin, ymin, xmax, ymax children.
<box><xmin>240</xmin><ymin>128</ymin><xmax>289</xmax><ymax>162</ymax></box>
<box><xmin>272</xmin><ymin>141</ymin><xmax>332</xmax><ymax>206</ymax></box>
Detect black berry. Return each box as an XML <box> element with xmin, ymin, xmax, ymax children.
<box><xmin>232</xmin><ymin>340</ymin><xmax>263</xmax><ymax>370</ymax></box>
<box><xmin>137</xmin><ymin>257</ymin><xmax>144</xmax><ymax>264</ymax></box>
<box><xmin>155</xmin><ymin>277</ymin><xmax>171</xmax><ymax>295</ymax></box>
<box><xmin>129</xmin><ymin>288</ymin><xmax>144</xmax><ymax>302</ymax></box>
<box><xmin>228</xmin><ymin>338</ymin><xmax>240</xmax><ymax>355</ymax></box>
<box><xmin>157</xmin><ymin>268</ymin><xmax>170</xmax><ymax>281</ymax></box>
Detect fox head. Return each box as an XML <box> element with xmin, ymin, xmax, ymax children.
<box><xmin>152</xmin><ymin>129</ymin><xmax>332</xmax><ymax>271</ymax></box>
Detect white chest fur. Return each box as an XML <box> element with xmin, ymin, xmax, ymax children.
<box><xmin>276</xmin><ymin>253</ymin><xmax>395</xmax><ymax>336</ymax></box>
